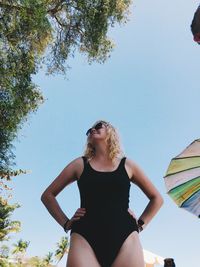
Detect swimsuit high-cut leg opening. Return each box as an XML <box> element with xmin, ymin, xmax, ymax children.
<box><xmin>67</xmin><ymin>232</ymin><xmax>102</xmax><ymax>267</ymax></box>
<box><xmin>111</xmin><ymin>230</ymin><xmax>145</xmax><ymax>267</ymax></box>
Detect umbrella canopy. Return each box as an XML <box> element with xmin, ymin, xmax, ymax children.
<box><xmin>164</xmin><ymin>139</ymin><xmax>200</xmax><ymax>218</ymax></box>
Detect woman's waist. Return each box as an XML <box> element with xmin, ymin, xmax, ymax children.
<box><xmin>71</xmin><ymin>208</ymin><xmax>136</xmax><ymax>233</ymax></box>
<box><xmin>80</xmin><ymin>205</ymin><xmax>129</xmax><ymax>215</ymax></box>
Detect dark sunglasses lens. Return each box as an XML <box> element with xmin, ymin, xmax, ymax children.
<box><xmin>95</xmin><ymin>123</ymin><xmax>103</xmax><ymax>130</ymax></box>
<box><xmin>86</xmin><ymin>128</ymin><xmax>91</xmax><ymax>136</ymax></box>
<box><xmin>86</xmin><ymin>123</ymin><xmax>104</xmax><ymax>136</ymax></box>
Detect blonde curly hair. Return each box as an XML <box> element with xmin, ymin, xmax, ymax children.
<box><xmin>84</xmin><ymin>120</ymin><xmax>124</xmax><ymax>162</ymax></box>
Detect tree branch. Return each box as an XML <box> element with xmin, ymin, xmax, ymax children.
<box><xmin>54</xmin><ymin>15</ymin><xmax>68</xmax><ymax>27</ymax></box>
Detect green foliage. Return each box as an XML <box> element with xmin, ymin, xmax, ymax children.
<box><xmin>1</xmin><ymin>169</ymin><xmax>29</xmax><ymax>182</ymax></box>
<box><xmin>0</xmin><ymin>0</ymin><xmax>53</xmax><ymax>54</ymax></box>
<box><xmin>0</xmin><ymin>46</ymin><xmax>44</xmax><ymax>175</ymax></box>
<box><xmin>0</xmin><ymin>0</ymin><xmax>131</xmax><ymax>74</ymax></box>
<box><xmin>54</xmin><ymin>236</ymin><xmax>69</xmax><ymax>263</ymax></box>
<box><xmin>0</xmin><ymin>258</ymin><xmax>10</xmax><ymax>267</ymax></box>
<box><xmin>27</xmin><ymin>256</ymin><xmax>54</xmax><ymax>266</ymax></box>
<box><xmin>12</xmin><ymin>239</ymin><xmax>30</xmax><ymax>255</ymax></box>
<box><xmin>0</xmin><ymin>197</ymin><xmax>21</xmax><ymax>242</ymax></box>
<box><xmin>0</xmin><ymin>245</ymin><xmax>11</xmax><ymax>267</ymax></box>
<box><xmin>0</xmin><ymin>244</ymin><xmax>10</xmax><ymax>258</ymax></box>
<box><xmin>0</xmin><ymin>244</ymin><xmax>56</xmax><ymax>266</ymax></box>
<box><xmin>46</xmin><ymin>0</ymin><xmax>131</xmax><ymax>73</ymax></box>
<box><xmin>12</xmin><ymin>239</ymin><xmax>30</xmax><ymax>264</ymax></box>
<box><xmin>43</xmin><ymin>251</ymin><xmax>54</xmax><ymax>265</ymax></box>
<box><xmin>0</xmin><ymin>256</ymin><xmax>56</xmax><ymax>267</ymax></box>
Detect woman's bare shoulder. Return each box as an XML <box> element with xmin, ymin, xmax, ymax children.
<box><xmin>70</xmin><ymin>156</ymin><xmax>84</xmax><ymax>167</ymax></box>
<box><xmin>125</xmin><ymin>157</ymin><xmax>138</xmax><ymax>170</ymax></box>
<box><xmin>69</xmin><ymin>156</ymin><xmax>85</xmax><ymax>179</ymax></box>
<box><xmin>125</xmin><ymin>157</ymin><xmax>137</xmax><ymax>166</ymax></box>
<box><xmin>41</xmin><ymin>156</ymin><xmax>85</xmax><ymax>197</ymax></box>
<box><xmin>124</xmin><ymin>157</ymin><xmax>137</xmax><ymax>181</ymax></box>
<box><xmin>67</xmin><ymin>156</ymin><xmax>84</xmax><ymax>172</ymax></box>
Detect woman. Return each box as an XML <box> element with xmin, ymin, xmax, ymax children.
<box><xmin>41</xmin><ymin>120</ymin><xmax>163</xmax><ymax>267</ymax></box>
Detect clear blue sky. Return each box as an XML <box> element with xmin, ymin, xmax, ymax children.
<box><xmin>4</xmin><ymin>0</ymin><xmax>200</xmax><ymax>266</ymax></box>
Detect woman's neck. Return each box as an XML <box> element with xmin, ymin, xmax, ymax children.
<box><xmin>92</xmin><ymin>142</ymin><xmax>110</xmax><ymax>160</ymax></box>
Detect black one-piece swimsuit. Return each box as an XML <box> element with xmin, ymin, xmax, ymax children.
<box><xmin>70</xmin><ymin>156</ymin><xmax>139</xmax><ymax>267</ymax></box>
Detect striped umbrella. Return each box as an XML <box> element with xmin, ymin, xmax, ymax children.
<box><xmin>164</xmin><ymin>139</ymin><xmax>200</xmax><ymax>218</ymax></box>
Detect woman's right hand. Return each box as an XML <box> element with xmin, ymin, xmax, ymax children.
<box><xmin>66</xmin><ymin>208</ymin><xmax>86</xmax><ymax>230</ymax></box>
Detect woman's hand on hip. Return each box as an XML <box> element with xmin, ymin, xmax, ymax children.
<box><xmin>67</xmin><ymin>208</ymin><xmax>86</xmax><ymax>229</ymax></box>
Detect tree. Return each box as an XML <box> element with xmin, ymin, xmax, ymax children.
<box><xmin>54</xmin><ymin>236</ymin><xmax>69</xmax><ymax>263</ymax></box>
<box><xmin>43</xmin><ymin>251</ymin><xmax>54</xmax><ymax>265</ymax></box>
<box><xmin>0</xmin><ymin>47</ymin><xmax>44</xmax><ymax>179</ymax></box>
<box><xmin>27</xmin><ymin>255</ymin><xmax>53</xmax><ymax>267</ymax></box>
<box><xmin>0</xmin><ymin>244</ymin><xmax>9</xmax><ymax>257</ymax></box>
<box><xmin>12</xmin><ymin>239</ymin><xmax>30</xmax><ymax>264</ymax></box>
<box><xmin>0</xmin><ymin>245</ymin><xmax>9</xmax><ymax>267</ymax></box>
<box><xmin>0</xmin><ymin>0</ymin><xmax>131</xmax><ymax>74</ymax></box>
<box><xmin>0</xmin><ymin>197</ymin><xmax>21</xmax><ymax>242</ymax></box>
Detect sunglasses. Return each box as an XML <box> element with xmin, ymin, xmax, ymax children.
<box><xmin>86</xmin><ymin>122</ymin><xmax>107</xmax><ymax>136</ymax></box>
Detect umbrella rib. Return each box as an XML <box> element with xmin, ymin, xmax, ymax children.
<box><xmin>170</xmin><ymin>155</ymin><xmax>200</xmax><ymax>160</ymax></box>
<box><xmin>181</xmin><ymin>189</ymin><xmax>200</xmax><ymax>207</ymax></box>
<box><xmin>168</xmin><ymin>175</ymin><xmax>200</xmax><ymax>192</ymax></box>
<box><xmin>164</xmin><ymin>166</ymin><xmax>200</xmax><ymax>178</ymax></box>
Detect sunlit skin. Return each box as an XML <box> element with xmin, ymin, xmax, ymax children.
<box><xmin>41</xmin><ymin>122</ymin><xmax>163</xmax><ymax>267</ymax></box>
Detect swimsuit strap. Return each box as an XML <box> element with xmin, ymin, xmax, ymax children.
<box><xmin>82</xmin><ymin>156</ymin><xmax>87</xmax><ymax>163</ymax></box>
<box><xmin>79</xmin><ymin>156</ymin><xmax>89</xmax><ymax>176</ymax></box>
<box><xmin>82</xmin><ymin>156</ymin><xmax>126</xmax><ymax>172</ymax></box>
<box><xmin>118</xmin><ymin>157</ymin><xmax>126</xmax><ymax>170</ymax></box>
<box><xmin>82</xmin><ymin>156</ymin><xmax>88</xmax><ymax>166</ymax></box>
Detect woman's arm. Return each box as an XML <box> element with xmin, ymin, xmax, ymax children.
<box><xmin>126</xmin><ymin>158</ymin><xmax>164</xmax><ymax>229</ymax></box>
<box><xmin>41</xmin><ymin>157</ymin><xmax>84</xmax><ymax>229</ymax></box>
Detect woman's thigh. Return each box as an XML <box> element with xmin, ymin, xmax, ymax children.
<box><xmin>111</xmin><ymin>231</ymin><xmax>145</xmax><ymax>267</ymax></box>
<box><xmin>66</xmin><ymin>233</ymin><xmax>101</xmax><ymax>267</ymax></box>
